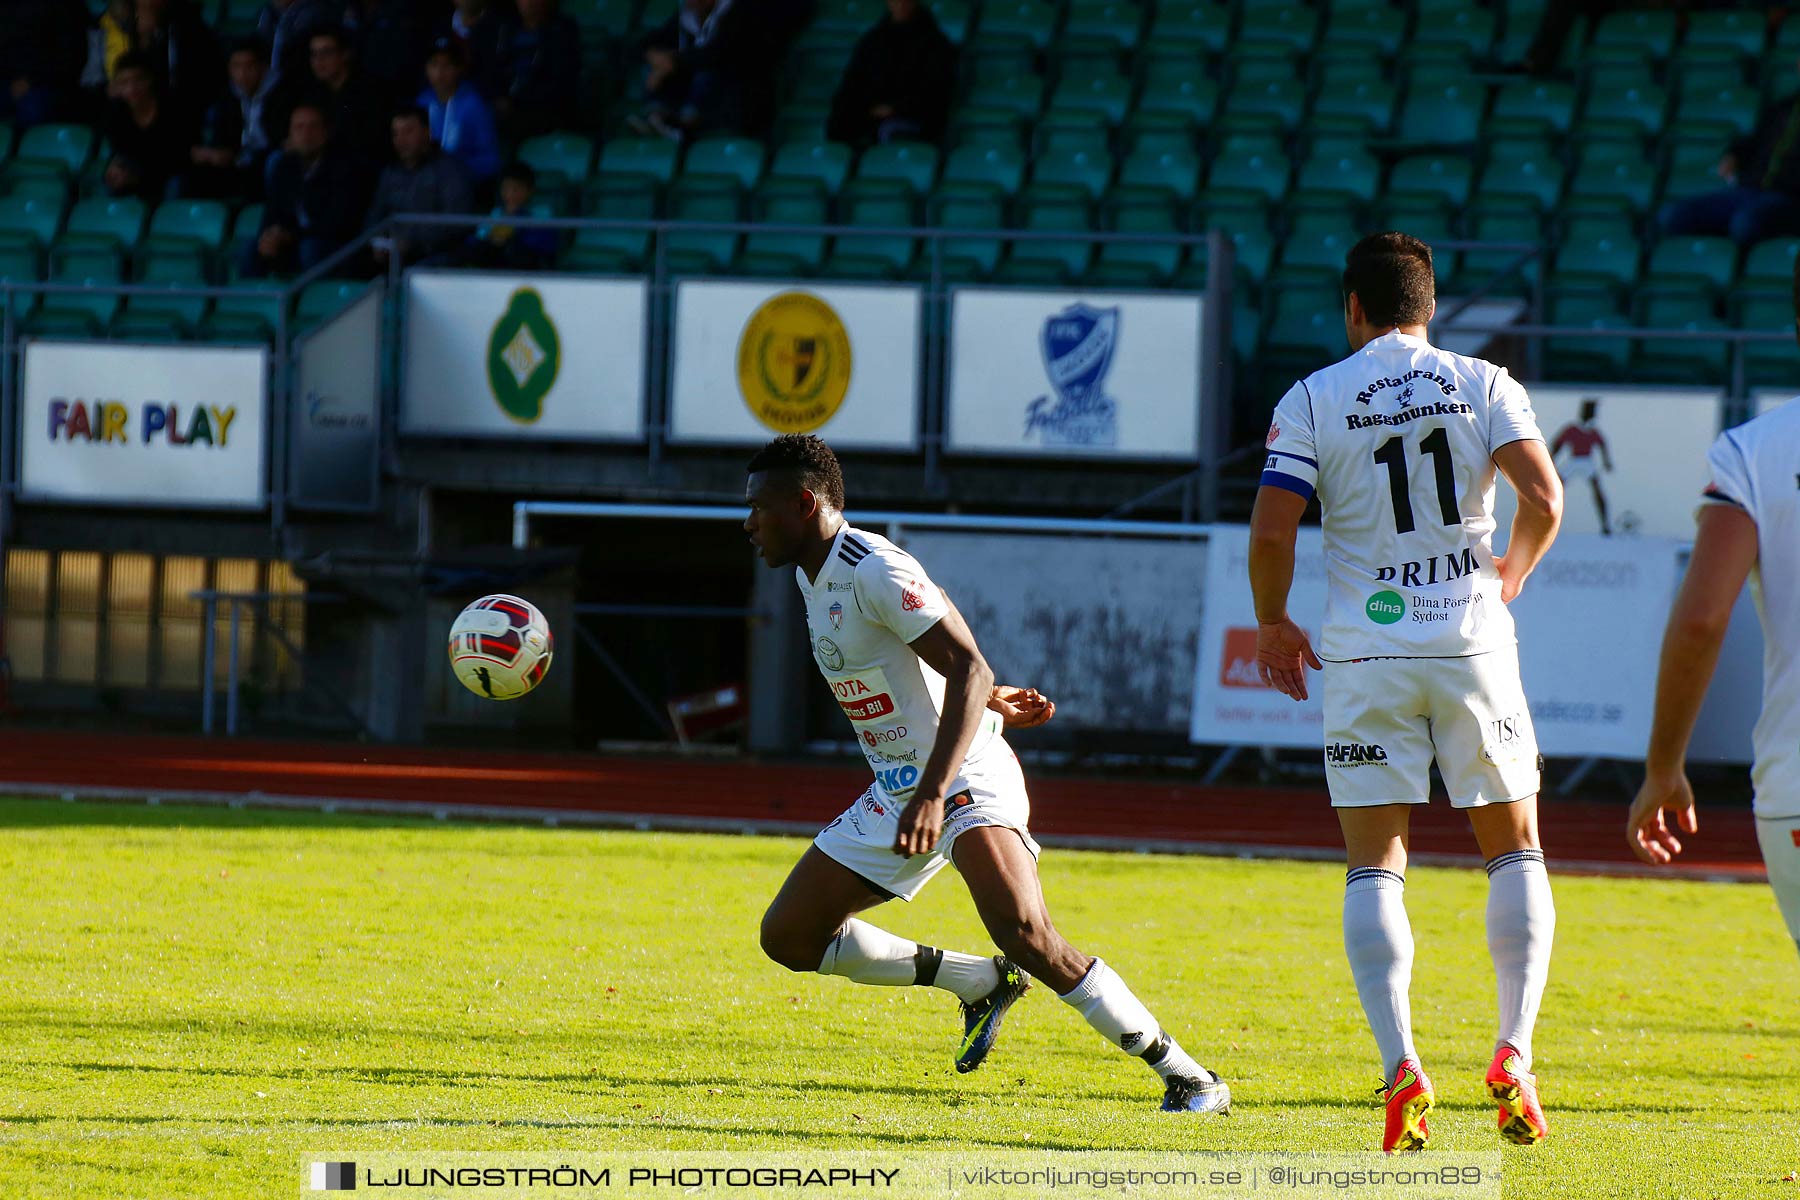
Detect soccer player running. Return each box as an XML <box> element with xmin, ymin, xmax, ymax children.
<box><xmin>747</xmin><ymin>434</ymin><xmax>1230</xmax><ymax>1114</ymax></box>
<box><xmin>1249</xmin><ymin>234</ymin><xmax>1564</xmax><ymax>1152</ymax></box>
<box><xmin>1626</xmin><ymin>368</ymin><xmax>1800</xmax><ymax>955</ymax></box>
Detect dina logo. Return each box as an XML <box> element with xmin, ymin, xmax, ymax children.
<box><xmin>1365</xmin><ymin>590</ymin><xmax>1406</xmax><ymax>625</ymax></box>
<box><xmin>1024</xmin><ymin>303</ymin><xmax>1119</xmax><ymax>448</ymax></box>
<box><xmin>486</xmin><ymin>288</ymin><xmax>560</xmax><ymax>424</ymax></box>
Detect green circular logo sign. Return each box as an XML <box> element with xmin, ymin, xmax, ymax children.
<box><xmin>486</xmin><ymin>288</ymin><xmax>560</xmax><ymax>424</ymax></box>
<box><xmin>1365</xmin><ymin>590</ymin><xmax>1406</xmax><ymax>625</ymax></box>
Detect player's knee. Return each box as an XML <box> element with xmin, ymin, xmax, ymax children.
<box><xmin>758</xmin><ymin>911</ymin><xmax>822</xmax><ymax>973</ymax></box>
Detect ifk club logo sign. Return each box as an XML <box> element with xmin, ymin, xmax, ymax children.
<box><xmin>310</xmin><ymin>1161</ymin><xmax>356</xmax><ymax>1190</ymax></box>
<box><xmin>1025</xmin><ymin>303</ymin><xmax>1120</xmax><ymax>448</ymax></box>
<box><xmin>486</xmin><ymin>288</ymin><xmax>561</xmax><ymax>424</ymax></box>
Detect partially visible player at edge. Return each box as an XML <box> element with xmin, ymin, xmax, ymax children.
<box><xmin>1626</xmin><ymin>259</ymin><xmax>1800</xmax><ymax>957</ymax></box>
<box><xmin>1248</xmin><ymin>233</ymin><xmax>1564</xmax><ymax>1152</ymax></box>
<box><xmin>747</xmin><ymin>434</ymin><xmax>1230</xmax><ymax>1113</ymax></box>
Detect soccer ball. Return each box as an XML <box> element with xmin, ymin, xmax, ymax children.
<box><xmin>448</xmin><ymin>594</ymin><xmax>553</xmax><ymax>700</ymax></box>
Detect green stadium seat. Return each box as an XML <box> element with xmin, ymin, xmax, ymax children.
<box><xmin>1011</xmin><ymin>191</ymin><xmax>1093</xmax><ymax>277</ymax></box>
<box><xmin>1239</xmin><ymin>4</ymin><xmax>1317</xmax><ymax>52</ymax></box>
<box><xmin>1645</xmin><ymin>235</ymin><xmax>1737</xmax><ymax>294</ymax></box>
<box><xmin>1204</xmin><ymin>150</ymin><xmax>1291</xmax><ymax>207</ymax></box>
<box><xmin>1592</xmin><ymin>10</ymin><xmax>1677</xmax><ymax>60</ymax></box>
<box><xmin>1226</xmin><ymin>79</ymin><xmax>1307</xmax><ymax>131</ymax></box>
<box><xmin>1398</xmin><ymin>82</ymin><xmax>1485</xmax><ymax>143</ymax></box>
<box><xmin>665</xmin><ymin>178</ymin><xmax>743</xmax><ymax>271</ymax></box>
<box><xmin>1552</xmin><ymin>219</ymin><xmax>1641</xmax><ymax>292</ymax></box>
<box><xmin>962</xmin><ymin>33</ymin><xmax>1037</xmax><ymax>81</ymax></box>
<box><xmin>1546</xmin><ymin>293</ymin><xmax>1631</xmax><ymax>379</ymax></box>
<box><xmin>1274</xmin><ymin>227</ymin><xmax>1358</xmax><ymax>284</ymax></box>
<box><xmin>1736</xmin><ymin>295</ymin><xmax>1798</xmax><ymax>386</ymax></box>
<box><xmin>111</xmin><ymin>310</ymin><xmax>185</xmax><ymax>342</ymax></box>
<box><xmin>208</xmin><ymin>281</ymin><xmax>286</xmax><ymax>340</ymax></box>
<box><xmin>1028</xmin><ymin>147</ymin><xmax>1113</xmax><ymax>202</ymax></box>
<box><xmin>1673</xmin><ymin>85</ymin><xmax>1759</xmax><ymax>140</ymax></box>
<box><xmin>15</xmin><ymin>124</ymin><xmax>95</xmax><ymax>175</ymax></box>
<box><xmin>296</xmin><ymin>280</ymin><xmax>368</xmax><ymax>327</ymax></box>
<box><xmin>1668</xmin><ymin>46</ymin><xmax>1747</xmax><ymax>92</ymax></box>
<box><xmin>1096</xmin><ymin>198</ymin><xmax>1183</xmax><ymax>281</ymax></box>
<box><xmin>1578</xmin><ymin>82</ymin><xmax>1667</xmax><ymax>140</ymax></box>
<box><xmin>1479</xmin><ymin>148</ymin><xmax>1563</xmax><ymax>212</ymax></box>
<box><xmin>1229</xmin><ymin>49</ymin><xmax>1301</xmax><ymax>86</ymax></box>
<box><xmin>1148</xmin><ymin>2</ymin><xmax>1233</xmax><ymax>54</ymax></box>
<box><xmin>835</xmin><ymin>180</ymin><xmax>916</xmax><ymax>272</ymax></box>
<box><xmin>1310</xmin><ymin>80</ymin><xmax>1396</xmax><ymax>138</ymax></box>
<box><xmin>59</xmin><ymin>196</ymin><xmax>145</xmax><ymax>253</ymax></box>
<box><xmin>1318</xmin><ymin>58</ymin><xmax>1385</xmax><ymax>91</ymax></box>
<box><xmin>1457</xmin><ymin>213</ymin><xmax>1542</xmax><ymax>295</ymax></box>
<box><xmin>1634</xmin><ymin>294</ymin><xmax>1729</xmax><ymax>383</ymax></box>
<box><xmin>26</xmin><ymin>308</ymin><xmax>100</xmax><ymax>338</ymax></box>
<box><xmin>46</xmin><ymin>248</ymin><xmax>123</xmax><ymax>328</ymax></box>
<box><xmin>229</xmin><ymin>203</ymin><xmax>264</xmax><ymax>257</ymax></box>
<box><xmin>855</xmin><ymin>142</ymin><xmax>939</xmax><ymax>194</ymax></box>
<box><xmin>684</xmin><ymin>137</ymin><xmax>767</xmax><ymax>191</ymax></box>
<box><xmin>517</xmin><ymin>132</ymin><xmax>596</xmax><ymax>208</ymax></box>
<box><xmin>988</xmin><ymin>257</ymin><xmax>1068</xmax><ymax>285</ymax></box>
<box><xmin>1390</xmin><ymin>156</ymin><xmax>1474</xmax><ymax>208</ymax></box>
<box><xmin>145</xmin><ymin>200</ymin><xmax>230</xmax><ymax>253</ymax></box>
<box><xmin>1060</xmin><ymin>1</ymin><xmax>1143</xmax><ymax>56</ymax></box>
<box><xmin>1293</xmin><ymin>150</ymin><xmax>1381</xmax><ymax>208</ymax></box>
<box><xmin>1265</xmin><ymin>285</ymin><xmax>1348</xmax><ymax>362</ymax></box>
<box><xmin>1214</xmin><ymin>223</ymin><xmax>1274</xmax><ymax>283</ymax></box>
<box><xmin>0</xmin><ymin>194</ymin><xmax>64</xmax><ymax>250</ymax></box>
<box><xmin>773</xmin><ymin>102</ymin><xmax>830</xmax><ymax>145</ymax></box>
<box><xmin>813</xmin><ymin>0</ymin><xmax>886</xmax><ymax>35</ymax></box>
<box><xmin>1740</xmin><ymin>239</ymin><xmax>1800</xmax><ymax>292</ymax></box>
<box><xmin>576</xmin><ymin>181</ymin><xmax>655</xmax><ymax>266</ymax></box>
<box><xmin>1326</xmin><ymin>7</ymin><xmax>1405</xmax><ymax>57</ymax></box>
<box><xmin>1113</xmin><ymin>149</ymin><xmax>1201</xmax><ymax>205</ymax></box>
<box><xmin>1585</xmin><ymin>58</ymin><xmax>1656</xmax><ymax>96</ymax></box>
<box><xmin>961</xmin><ymin>73</ymin><xmax>1045</xmax><ymax>121</ymax></box>
<box><xmin>1047</xmin><ymin>71</ymin><xmax>1133</xmax><ymax>126</ymax></box>
<box><xmin>941</xmin><ymin>144</ymin><xmax>1026</xmax><ymax>197</ymax></box>
<box><xmin>1080</xmin><ymin>260</ymin><xmax>1162</xmax><ymax>289</ymax></box>
<box><xmin>928</xmin><ymin>185</ymin><xmax>1006</xmax><ymax>276</ymax></box>
<box><xmin>976</xmin><ymin>0</ymin><xmax>1060</xmax><ymax>50</ymax></box>
<box><xmin>1489</xmin><ymin>80</ymin><xmax>1577</xmax><ymax>138</ymax></box>
<box><xmin>1122</xmin><ymin>113</ymin><xmax>1196</xmax><ymax>156</ymax></box>
<box><xmin>1033</xmin><ymin>117</ymin><xmax>1110</xmax><ymax>156</ymax></box>
<box><xmin>1</xmin><ymin>167</ymin><xmax>70</xmax><ymax>205</ymax></box>
<box><xmin>133</xmin><ymin>249</ymin><xmax>211</xmax><ymax>329</ymax></box>
<box><xmin>933</xmin><ymin>0</ymin><xmax>971</xmax><ymax>42</ymax></box>
<box><xmin>948</xmin><ymin>108</ymin><xmax>1025</xmax><ymax>153</ymax></box>
<box><xmin>743</xmin><ymin>181</ymin><xmax>829</xmax><ymax>274</ymax></box>
<box><xmin>560</xmin><ymin>245</ymin><xmax>639</xmax><ymax>274</ymax></box>
<box><xmin>768</xmin><ymin>140</ymin><xmax>853</xmax><ymax>194</ymax></box>
<box><xmin>1136</xmin><ymin>70</ymin><xmax>1219</xmax><ymax>125</ymax></box>
<box><xmin>597</xmin><ymin>137</ymin><xmax>680</xmax><ymax>189</ymax></box>
<box><xmin>1564</xmin><ymin>156</ymin><xmax>1657</xmax><ymax>217</ymax></box>
<box><xmin>1661</xmin><ymin>139</ymin><xmax>1729</xmax><ymax>206</ymax></box>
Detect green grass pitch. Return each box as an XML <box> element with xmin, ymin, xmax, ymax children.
<box><xmin>0</xmin><ymin>796</ymin><xmax>1794</xmax><ymax>1199</ymax></box>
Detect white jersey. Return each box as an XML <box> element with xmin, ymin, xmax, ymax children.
<box><xmin>1702</xmin><ymin>400</ymin><xmax>1800</xmax><ymax>819</ymax></box>
<box><xmin>1262</xmin><ymin>330</ymin><xmax>1544</xmax><ymax>661</ymax></box>
<box><xmin>797</xmin><ymin>525</ymin><xmax>1003</xmax><ymax>798</ymax></box>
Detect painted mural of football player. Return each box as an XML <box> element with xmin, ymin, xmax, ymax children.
<box><xmin>1550</xmin><ymin>398</ymin><xmax>1614</xmax><ymax>536</ymax></box>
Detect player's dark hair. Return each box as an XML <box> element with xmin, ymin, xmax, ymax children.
<box><xmin>747</xmin><ymin>435</ymin><xmax>846</xmax><ymax>512</ymax></box>
<box><xmin>1342</xmin><ymin>232</ymin><xmax>1436</xmax><ymax>329</ymax></box>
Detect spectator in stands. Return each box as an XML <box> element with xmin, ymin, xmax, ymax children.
<box><xmin>441</xmin><ymin>0</ymin><xmax>510</xmax><ymax>99</ymax></box>
<box><xmin>826</xmin><ymin>0</ymin><xmax>956</xmax><ymax>148</ymax></box>
<box><xmin>3</xmin><ymin>0</ymin><xmax>90</xmax><ymax>127</ymax></box>
<box><xmin>365</xmin><ymin>104</ymin><xmax>475</xmax><ymax>268</ymax></box>
<box><xmin>288</xmin><ymin>26</ymin><xmax>391</xmax><ymax>174</ymax></box>
<box><xmin>133</xmin><ymin>0</ymin><xmax>225</xmax><ymax>128</ymax></box>
<box><xmin>492</xmin><ymin>0</ymin><xmax>581</xmax><ymax>144</ymax></box>
<box><xmin>257</xmin><ymin>0</ymin><xmax>349</xmax><ymax>89</ymax></box>
<box><xmin>349</xmin><ymin>0</ymin><xmax>429</xmax><ymax>107</ymax></box>
<box><xmin>460</xmin><ymin>161</ymin><xmax>559</xmax><ymax>268</ymax></box>
<box><xmin>241</xmin><ymin>100</ymin><xmax>364</xmax><ymax>276</ymax></box>
<box><xmin>633</xmin><ymin>0</ymin><xmax>783</xmax><ymax>141</ymax></box>
<box><xmin>1659</xmin><ymin>89</ymin><xmax>1800</xmax><ymax>247</ymax></box>
<box><xmin>420</xmin><ymin>37</ymin><xmax>501</xmax><ymax>189</ymax></box>
<box><xmin>102</xmin><ymin>52</ymin><xmax>195</xmax><ymax>201</ymax></box>
<box><xmin>190</xmin><ymin>39</ymin><xmax>278</xmax><ymax>199</ymax></box>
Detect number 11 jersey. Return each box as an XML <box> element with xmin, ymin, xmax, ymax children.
<box><xmin>1261</xmin><ymin>330</ymin><xmax>1545</xmax><ymax>661</ymax></box>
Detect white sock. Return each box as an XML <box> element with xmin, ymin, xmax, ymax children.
<box><xmin>1058</xmin><ymin>958</ymin><xmax>1210</xmax><ymax>1083</ymax></box>
<box><xmin>817</xmin><ymin>921</ymin><xmax>998</xmax><ymax>1002</ymax></box>
<box><xmin>1486</xmin><ymin>849</ymin><xmax>1555</xmax><ymax>1069</ymax></box>
<box><xmin>1344</xmin><ymin>867</ymin><xmax>1418</xmax><ymax>1079</ymax></box>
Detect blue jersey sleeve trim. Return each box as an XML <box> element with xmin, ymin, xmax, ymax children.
<box><xmin>1266</xmin><ymin>448</ymin><xmax>1319</xmax><ymax>468</ymax></box>
<box><xmin>1260</xmin><ymin>471</ymin><xmax>1316</xmax><ymax>501</ymax></box>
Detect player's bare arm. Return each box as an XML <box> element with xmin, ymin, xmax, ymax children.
<box><xmin>896</xmin><ymin>608</ymin><xmax>996</xmax><ymax>858</ymax></box>
<box><xmin>1492</xmin><ymin>439</ymin><xmax>1564</xmax><ymax>604</ymax></box>
<box><xmin>1248</xmin><ymin>483</ymin><xmax>1324</xmax><ymax>702</ymax></box>
<box><xmin>1627</xmin><ymin>503</ymin><xmax>1760</xmax><ymax>864</ymax></box>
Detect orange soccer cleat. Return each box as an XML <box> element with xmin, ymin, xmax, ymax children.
<box><xmin>1485</xmin><ymin>1045</ymin><xmax>1548</xmax><ymax>1144</ymax></box>
<box><xmin>1379</xmin><ymin>1058</ymin><xmax>1435</xmax><ymax>1153</ymax></box>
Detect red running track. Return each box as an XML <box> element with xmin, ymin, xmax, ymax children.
<box><xmin>0</xmin><ymin>730</ymin><xmax>1764</xmax><ymax>880</ymax></box>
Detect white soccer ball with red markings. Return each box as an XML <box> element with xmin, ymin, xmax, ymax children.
<box><xmin>448</xmin><ymin>594</ymin><xmax>553</xmax><ymax>700</ymax></box>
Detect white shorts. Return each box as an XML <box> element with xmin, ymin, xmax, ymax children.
<box><xmin>813</xmin><ymin>740</ymin><xmax>1041</xmax><ymax>901</ymax></box>
<box><xmin>1322</xmin><ymin>647</ymin><xmax>1542</xmax><ymax>809</ymax></box>
<box><xmin>1756</xmin><ymin>817</ymin><xmax>1800</xmax><ymax>943</ymax></box>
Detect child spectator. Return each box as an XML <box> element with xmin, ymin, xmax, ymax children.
<box><xmin>462</xmin><ymin>161</ymin><xmax>559</xmax><ymax>269</ymax></box>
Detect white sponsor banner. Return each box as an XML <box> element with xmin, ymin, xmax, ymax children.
<box><xmin>1496</xmin><ymin>384</ymin><xmax>1721</xmax><ymax>539</ymax></box>
<box><xmin>669</xmin><ymin>281</ymin><xmax>920</xmax><ymax>449</ymax></box>
<box><xmin>402</xmin><ymin>271</ymin><xmax>645</xmax><ymax>439</ymax></box>
<box><xmin>21</xmin><ymin>340</ymin><xmax>266</xmax><ymax>508</ymax></box>
<box><xmin>947</xmin><ymin>288</ymin><xmax>1202</xmax><ymax>459</ymax></box>
<box><xmin>1190</xmin><ymin>527</ymin><xmax>1683</xmax><ymax>759</ymax></box>
<box><xmin>1754</xmin><ymin>388</ymin><xmax>1798</xmax><ymax>418</ymax></box>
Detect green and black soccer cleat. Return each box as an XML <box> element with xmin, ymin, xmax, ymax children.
<box><xmin>955</xmin><ymin>955</ymin><xmax>1030</xmax><ymax>1073</ymax></box>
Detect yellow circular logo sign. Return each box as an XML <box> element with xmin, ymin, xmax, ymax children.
<box><xmin>736</xmin><ymin>291</ymin><xmax>852</xmax><ymax>433</ymax></box>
